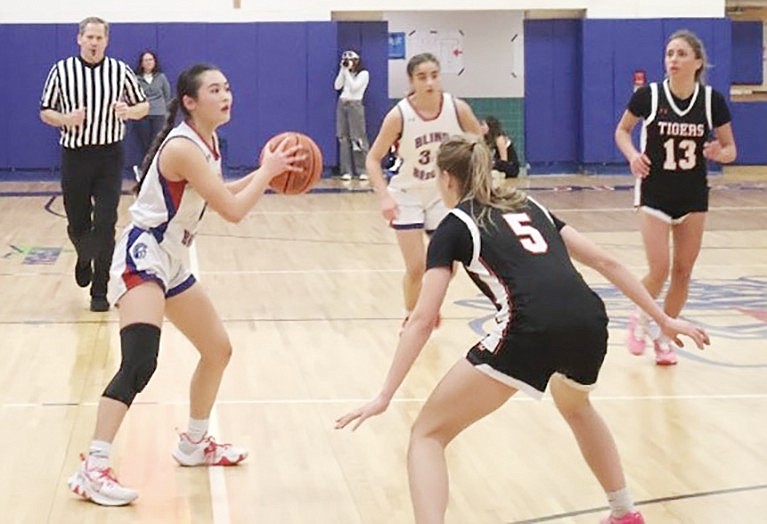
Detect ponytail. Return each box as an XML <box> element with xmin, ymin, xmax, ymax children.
<box><xmin>134</xmin><ymin>98</ymin><xmax>180</xmax><ymax>194</ymax></box>
<box><xmin>133</xmin><ymin>63</ymin><xmax>221</xmax><ymax>194</ymax></box>
<box><xmin>436</xmin><ymin>135</ymin><xmax>526</xmax><ymax>228</ymax></box>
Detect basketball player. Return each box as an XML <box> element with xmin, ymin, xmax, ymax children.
<box><xmin>365</xmin><ymin>53</ymin><xmax>482</xmax><ymax>329</ymax></box>
<box><xmin>67</xmin><ymin>64</ymin><xmax>303</xmax><ymax>506</ymax></box>
<box><xmin>337</xmin><ymin>135</ymin><xmax>711</xmax><ymax>524</ymax></box>
<box><xmin>615</xmin><ymin>30</ymin><xmax>736</xmax><ymax>365</ymax></box>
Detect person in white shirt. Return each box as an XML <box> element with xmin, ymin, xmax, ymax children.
<box><xmin>334</xmin><ymin>50</ymin><xmax>370</xmax><ymax>181</ymax></box>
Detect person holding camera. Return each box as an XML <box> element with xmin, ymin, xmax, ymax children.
<box><xmin>334</xmin><ymin>50</ymin><xmax>370</xmax><ymax>181</ymax></box>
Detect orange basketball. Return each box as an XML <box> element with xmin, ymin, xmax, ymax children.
<box><xmin>260</xmin><ymin>132</ymin><xmax>323</xmax><ymax>195</ymax></box>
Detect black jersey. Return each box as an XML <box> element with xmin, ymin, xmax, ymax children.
<box><xmin>628</xmin><ymin>80</ymin><xmax>731</xmax><ymax>216</ymax></box>
<box><xmin>427</xmin><ymin>197</ymin><xmax>606</xmax><ymax>338</ymax></box>
<box><xmin>629</xmin><ymin>79</ymin><xmax>731</xmax><ymax>181</ymax></box>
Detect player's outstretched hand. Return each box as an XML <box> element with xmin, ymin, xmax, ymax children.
<box><xmin>335</xmin><ymin>394</ymin><xmax>390</xmax><ymax>431</ymax></box>
<box><xmin>661</xmin><ymin>317</ymin><xmax>710</xmax><ymax>350</ymax></box>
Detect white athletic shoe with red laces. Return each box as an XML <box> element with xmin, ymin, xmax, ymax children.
<box><xmin>68</xmin><ymin>454</ymin><xmax>138</xmax><ymax>506</ymax></box>
<box><xmin>172</xmin><ymin>433</ymin><xmax>248</xmax><ymax>466</ymax></box>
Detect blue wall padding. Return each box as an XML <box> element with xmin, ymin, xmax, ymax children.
<box><xmin>524</xmin><ymin>19</ymin><xmax>582</xmax><ymax>166</ymax></box>
<box><xmin>582</xmin><ymin>19</ymin><xmax>620</xmax><ymax>164</ymax></box>
<box><xmin>527</xmin><ymin>17</ymin><xmax>744</xmax><ymax>172</ymax></box>
<box><xmin>605</xmin><ymin>20</ymin><xmax>665</xmax><ymax>163</ymax></box>
<box><xmin>553</xmin><ymin>20</ymin><xmax>582</xmax><ymax>162</ymax></box>
<box><xmin>731</xmin><ymin>21</ymin><xmax>763</xmax><ymax>84</ymax></box>
<box><xmin>730</xmin><ymin>102</ymin><xmax>767</xmax><ymax>164</ymax></box>
<box><xmin>0</xmin><ymin>21</ymin><xmax>391</xmax><ymax>177</ymax></box>
<box><xmin>255</xmin><ymin>24</ymin><xmax>311</xmax><ymax>159</ymax></box>
<box><xmin>307</xmin><ymin>22</ymin><xmax>342</xmax><ymax>168</ymax></box>
<box><xmin>1</xmin><ymin>24</ymin><xmax>60</xmax><ymax>170</ymax></box>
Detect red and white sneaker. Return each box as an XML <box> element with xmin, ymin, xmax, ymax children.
<box><xmin>172</xmin><ymin>433</ymin><xmax>248</xmax><ymax>466</ymax></box>
<box><xmin>67</xmin><ymin>453</ymin><xmax>138</xmax><ymax>506</ymax></box>
<box><xmin>600</xmin><ymin>510</ymin><xmax>645</xmax><ymax>524</ymax></box>
<box><xmin>653</xmin><ymin>338</ymin><xmax>678</xmax><ymax>366</ymax></box>
<box><xmin>626</xmin><ymin>312</ymin><xmax>647</xmax><ymax>355</ymax></box>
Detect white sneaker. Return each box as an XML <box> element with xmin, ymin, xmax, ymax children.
<box><xmin>172</xmin><ymin>432</ymin><xmax>248</xmax><ymax>466</ymax></box>
<box><xmin>340</xmin><ymin>173</ymin><xmax>352</xmax><ymax>181</ymax></box>
<box><xmin>68</xmin><ymin>454</ymin><xmax>138</xmax><ymax>506</ymax></box>
<box><xmin>358</xmin><ymin>173</ymin><xmax>369</xmax><ymax>181</ymax></box>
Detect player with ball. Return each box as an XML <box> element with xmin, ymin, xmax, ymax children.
<box><xmin>67</xmin><ymin>63</ymin><xmax>306</xmax><ymax>506</ymax></box>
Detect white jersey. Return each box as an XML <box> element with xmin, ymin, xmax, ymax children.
<box><xmin>128</xmin><ymin>121</ymin><xmax>221</xmax><ymax>260</ymax></box>
<box><xmin>390</xmin><ymin>93</ymin><xmax>463</xmax><ymax>190</ymax></box>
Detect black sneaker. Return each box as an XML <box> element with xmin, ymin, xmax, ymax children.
<box><xmin>90</xmin><ymin>296</ymin><xmax>110</xmax><ymax>312</ymax></box>
<box><xmin>75</xmin><ymin>259</ymin><xmax>92</xmax><ymax>288</ymax></box>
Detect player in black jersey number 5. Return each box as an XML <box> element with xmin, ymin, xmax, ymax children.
<box><xmin>336</xmin><ymin>135</ymin><xmax>710</xmax><ymax>524</ymax></box>
<box><xmin>615</xmin><ymin>30</ymin><xmax>736</xmax><ymax>365</ymax></box>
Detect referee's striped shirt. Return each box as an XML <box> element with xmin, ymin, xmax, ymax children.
<box><xmin>40</xmin><ymin>56</ymin><xmax>147</xmax><ymax>149</ymax></box>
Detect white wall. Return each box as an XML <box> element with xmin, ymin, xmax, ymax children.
<box><xmin>384</xmin><ymin>11</ymin><xmax>524</xmax><ymax>99</ymax></box>
<box><xmin>2</xmin><ymin>0</ymin><xmax>725</xmax><ymax>23</ymax></box>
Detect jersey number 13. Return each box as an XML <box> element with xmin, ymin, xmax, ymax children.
<box><xmin>662</xmin><ymin>138</ymin><xmax>697</xmax><ymax>171</ymax></box>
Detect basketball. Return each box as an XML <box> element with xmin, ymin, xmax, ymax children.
<box><xmin>260</xmin><ymin>132</ymin><xmax>323</xmax><ymax>195</ymax></box>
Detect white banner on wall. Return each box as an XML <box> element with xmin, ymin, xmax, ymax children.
<box><xmin>408</xmin><ymin>29</ymin><xmax>464</xmax><ymax>74</ymax></box>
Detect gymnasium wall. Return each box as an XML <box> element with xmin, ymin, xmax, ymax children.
<box><xmin>524</xmin><ymin>17</ymin><xmax>767</xmax><ymax>172</ymax></box>
<box><xmin>0</xmin><ymin>21</ymin><xmax>389</xmax><ymax>178</ymax></box>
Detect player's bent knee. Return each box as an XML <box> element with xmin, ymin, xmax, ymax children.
<box><xmin>103</xmin><ymin>323</ymin><xmax>161</xmax><ymax>406</ymax></box>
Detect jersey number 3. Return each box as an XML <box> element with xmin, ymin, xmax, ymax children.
<box><xmin>663</xmin><ymin>138</ymin><xmax>697</xmax><ymax>170</ymax></box>
<box><xmin>503</xmin><ymin>213</ymin><xmax>548</xmax><ymax>254</ymax></box>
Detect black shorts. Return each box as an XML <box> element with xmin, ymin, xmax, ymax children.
<box><xmin>466</xmin><ymin>322</ymin><xmax>608</xmax><ymax>398</ymax></box>
<box><xmin>640</xmin><ymin>174</ymin><xmax>709</xmax><ymax>219</ymax></box>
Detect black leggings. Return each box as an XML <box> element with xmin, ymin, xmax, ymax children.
<box><xmin>60</xmin><ymin>143</ymin><xmax>124</xmax><ymax>297</ymax></box>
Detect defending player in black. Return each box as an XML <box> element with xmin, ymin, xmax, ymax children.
<box><xmin>336</xmin><ymin>134</ymin><xmax>710</xmax><ymax>524</ymax></box>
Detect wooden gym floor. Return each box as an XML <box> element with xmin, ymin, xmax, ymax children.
<box><xmin>0</xmin><ymin>171</ymin><xmax>765</xmax><ymax>523</ymax></box>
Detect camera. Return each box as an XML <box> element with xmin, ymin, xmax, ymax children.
<box><xmin>342</xmin><ymin>59</ymin><xmax>350</xmax><ymax>68</ymax></box>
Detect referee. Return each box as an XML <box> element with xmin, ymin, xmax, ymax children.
<box><xmin>40</xmin><ymin>17</ymin><xmax>148</xmax><ymax>312</ymax></box>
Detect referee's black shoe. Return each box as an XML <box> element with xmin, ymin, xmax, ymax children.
<box><xmin>75</xmin><ymin>258</ymin><xmax>92</xmax><ymax>288</ymax></box>
<box><xmin>90</xmin><ymin>295</ymin><xmax>110</xmax><ymax>312</ymax></box>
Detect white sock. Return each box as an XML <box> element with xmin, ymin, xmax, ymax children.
<box><xmin>646</xmin><ymin>317</ymin><xmax>662</xmax><ymax>340</ymax></box>
<box><xmin>607</xmin><ymin>487</ymin><xmax>635</xmax><ymax>517</ymax></box>
<box><xmin>87</xmin><ymin>440</ymin><xmax>112</xmax><ymax>470</ymax></box>
<box><xmin>186</xmin><ymin>417</ymin><xmax>209</xmax><ymax>443</ymax></box>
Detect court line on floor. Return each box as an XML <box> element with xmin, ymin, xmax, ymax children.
<box><xmin>4</xmin><ymin>393</ymin><xmax>767</xmax><ymax>409</ymax></box>
<box><xmin>509</xmin><ymin>483</ymin><xmax>767</xmax><ymax>523</ymax></box>
<box><xmin>189</xmin><ymin>243</ymin><xmax>231</xmax><ymax>524</ymax></box>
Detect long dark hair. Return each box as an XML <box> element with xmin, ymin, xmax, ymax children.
<box><xmin>136</xmin><ymin>63</ymin><xmax>221</xmax><ymax>193</ymax></box>
<box><xmin>483</xmin><ymin>116</ymin><xmax>507</xmax><ymax>149</ymax></box>
<box><xmin>135</xmin><ymin>50</ymin><xmax>162</xmax><ymax>75</ymax></box>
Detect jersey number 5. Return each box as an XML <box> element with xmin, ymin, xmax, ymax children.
<box><xmin>663</xmin><ymin>138</ymin><xmax>697</xmax><ymax>171</ymax></box>
<box><xmin>503</xmin><ymin>213</ymin><xmax>548</xmax><ymax>254</ymax></box>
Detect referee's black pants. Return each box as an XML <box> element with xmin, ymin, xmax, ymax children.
<box><xmin>60</xmin><ymin>143</ymin><xmax>124</xmax><ymax>298</ymax></box>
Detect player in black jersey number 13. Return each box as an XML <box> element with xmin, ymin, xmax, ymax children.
<box><xmin>615</xmin><ymin>30</ymin><xmax>736</xmax><ymax>365</ymax></box>
<box><xmin>336</xmin><ymin>135</ymin><xmax>710</xmax><ymax>524</ymax></box>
